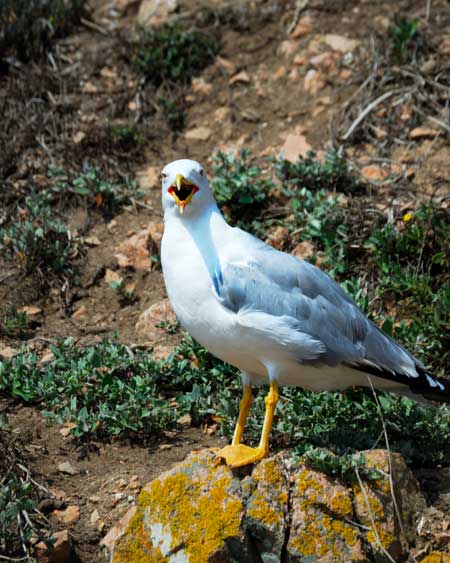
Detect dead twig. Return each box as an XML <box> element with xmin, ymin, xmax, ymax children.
<box><xmin>286</xmin><ymin>0</ymin><xmax>309</xmax><ymax>35</ymax></box>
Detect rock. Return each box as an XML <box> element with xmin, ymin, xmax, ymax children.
<box><xmin>361</xmin><ymin>165</ymin><xmax>389</xmax><ymax>182</ymax></box>
<box><xmin>265</xmin><ymin>226</ymin><xmax>289</xmax><ymax>250</ymax></box>
<box><xmin>19</xmin><ymin>305</ymin><xmax>42</xmax><ymax>316</ymax></box>
<box><xmin>137</xmin><ymin>0</ymin><xmax>177</xmax><ymax>27</ymax></box>
<box><xmin>278</xmin><ymin>40</ymin><xmax>299</xmax><ymax>57</ymax></box>
<box><xmin>35</xmin><ymin>529</ymin><xmax>72</xmax><ymax>563</ymax></box>
<box><xmin>304</xmin><ymin>69</ymin><xmax>325</xmax><ymax>93</ymax></box>
<box><xmin>289</xmin><ymin>16</ymin><xmax>313</xmax><ymax>39</ymax></box>
<box><xmin>135</xmin><ymin>299</ymin><xmax>176</xmax><ymax>341</ymax></box>
<box><xmin>0</xmin><ymin>345</ymin><xmax>19</xmax><ymax>359</ymax></box>
<box><xmin>137</xmin><ymin>165</ymin><xmax>160</xmax><ymax>191</ymax></box>
<box><xmin>71</xmin><ymin>305</ymin><xmax>88</xmax><ymax>320</ymax></box>
<box><xmin>53</xmin><ymin>505</ymin><xmax>80</xmax><ymax>525</ymax></box>
<box><xmin>147</xmin><ymin>222</ymin><xmax>164</xmax><ymax>248</ymax></box>
<box><xmin>129</xmin><ymin>475</ymin><xmax>142</xmax><ymax>492</ymax></box>
<box><xmin>420</xmin><ymin>553</ymin><xmax>450</xmax><ymax>563</ymax></box>
<box><xmin>292</xmin><ymin>240</ymin><xmax>315</xmax><ymax>259</ymax></box>
<box><xmin>281</xmin><ymin>134</ymin><xmax>312</xmax><ymax>162</ymax></box>
<box><xmin>151</xmin><ymin>344</ymin><xmax>173</xmax><ymax>361</ymax></box>
<box><xmin>323</xmin><ymin>34</ymin><xmax>360</xmax><ymax>52</ymax></box>
<box><xmin>191</xmin><ymin>78</ymin><xmax>213</xmax><ymax>96</ymax></box>
<box><xmin>91</xmin><ymin>508</ymin><xmax>101</xmax><ymax>525</ymax></box>
<box><xmin>104</xmin><ymin>449</ymin><xmax>427</xmax><ymax>563</ymax></box>
<box><xmin>84</xmin><ymin>235</ymin><xmax>101</xmax><ymax>246</ymax></box>
<box><xmin>115</xmin><ymin>228</ymin><xmax>157</xmax><ymax>271</ymax></box>
<box><xmin>287</xmin><ymin>466</ymin><xmax>368</xmax><ymax>561</ymax></box>
<box><xmin>57</xmin><ymin>462</ymin><xmax>78</xmax><ymax>476</ymax></box>
<box><xmin>409</xmin><ymin>127</ymin><xmax>438</xmax><ymax>140</ymax></box>
<box><xmin>214</xmin><ymin>107</ymin><xmax>231</xmax><ymax>122</ymax></box>
<box><xmin>229</xmin><ymin>71</ymin><xmax>251</xmax><ymax>86</ymax></box>
<box><xmin>104</xmin><ymin>270</ymin><xmax>122</xmax><ymax>285</ymax></box>
<box><xmin>185</xmin><ymin>126</ymin><xmax>212</xmax><ymax>141</ymax></box>
<box><xmin>215</xmin><ymin>56</ymin><xmax>236</xmax><ymax>75</ymax></box>
<box><xmin>73</xmin><ymin>131</ymin><xmax>86</xmax><ymax>144</ymax></box>
<box><xmin>82</xmin><ymin>81</ymin><xmax>98</xmax><ymax>94</ymax></box>
<box><xmin>177</xmin><ymin>414</ymin><xmax>192</xmax><ymax>428</ymax></box>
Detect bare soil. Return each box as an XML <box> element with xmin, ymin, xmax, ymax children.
<box><xmin>1</xmin><ymin>0</ymin><xmax>450</xmax><ymax>560</ymax></box>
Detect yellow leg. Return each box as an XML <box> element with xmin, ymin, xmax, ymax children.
<box><xmin>232</xmin><ymin>384</ymin><xmax>252</xmax><ymax>445</ymax></box>
<box><xmin>216</xmin><ymin>381</ymin><xmax>279</xmax><ymax>468</ymax></box>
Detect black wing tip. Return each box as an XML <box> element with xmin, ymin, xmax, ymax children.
<box><xmin>344</xmin><ymin>361</ymin><xmax>450</xmax><ymax>405</ymax></box>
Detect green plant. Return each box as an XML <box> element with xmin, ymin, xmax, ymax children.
<box><xmin>132</xmin><ymin>21</ymin><xmax>218</xmax><ymax>86</ymax></box>
<box><xmin>0</xmin><ymin>305</ymin><xmax>27</xmax><ymax>337</ymax></box>
<box><xmin>159</xmin><ymin>96</ymin><xmax>185</xmax><ymax>132</ymax></box>
<box><xmin>109</xmin><ymin>278</ymin><xmax>137</xmax><ymax>305</ymax></box>
<box><xmin>0</xmin><ymin>192</ymin><xmax>80</xmax><ymax>277</ymax></box>
<box><xmin>212</xmin><ymin>149</ymin><xmax>274</xmax><ymax>228</ymax></box>
<box><xmin>390</xmin><ymin>18</ymin><xmax>419</xmax><ymax>62</ymax></box>
<box><xmin>0</xmin><ymin>0</ymin><xmax>85</xmax><ymax>62</ymax></box>
<box><xmin>110</xmin><ymin>124</ymin><xmax>141</xmax><ymax>146</ymax></box>
<box><xmin>275</xmin><ymin>147</ymin><xmax>359</xmax><ymax>194</ymax></box>
<box><xmin>51</xmin><ymin>167</ymin><xmax>140</xmax><ymax>219</ymax></box>
<box><xmin>0</xmin><ymin>421</ymin><xmax>49</xmax><ymax>559</ymax></box>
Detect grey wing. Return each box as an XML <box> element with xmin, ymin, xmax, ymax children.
<box><xmin>214</xmin><ymin>233</ymin><xmax>425</xmax><ymax>380</ymax></box>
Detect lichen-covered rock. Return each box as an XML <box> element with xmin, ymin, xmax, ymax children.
<box><xmin>103</xmin><ymin>449</ymin><xmax>427</xmax><ymax>563</ymax></box>
<box><xmin>352</xmin><ymin>450</ymin><xmax>427</xmax><ymax>562</ymax></box>
<box><xmin>287</xmin><ymin>467</ymin><xmax>368</xmax><ymax>562</ymax></box>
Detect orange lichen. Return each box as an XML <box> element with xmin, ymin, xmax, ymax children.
<box><xmin>366</xmin><ymin>528</ymin><xmax>395</xmax><ymax>549</ymax></box>
<box><xmin>247</xmin><ymin>495</ymin><xmax>282</xmax><ymax>527</ymax></box>
<box><xmin>135</xmin><ymin>467</ymin><xmax>243</xmax><ymax>563</ymax></box>
<box><xmin>330</xmin><ymin>492</ymin><xmax>353</xmax><ymax>518</ymax></box>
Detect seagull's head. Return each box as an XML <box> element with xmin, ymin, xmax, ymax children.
<box><xmin>161</xmin><ymin>159</ymin><xmax>215</xmax><ymax>217</ymax></box>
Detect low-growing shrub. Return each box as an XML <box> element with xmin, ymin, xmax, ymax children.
<box><xmin>0</xmin><ymin>0</ymin><xmax>86</xmax><ymax>62</ymax></box>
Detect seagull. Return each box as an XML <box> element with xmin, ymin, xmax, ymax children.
<box><xmin>160</xmin><ymin>158</ymin><xmax>450</xmax><ymax>468</ymax></box>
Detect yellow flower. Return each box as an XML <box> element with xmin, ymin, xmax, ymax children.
<box><xmin>403</xmin><ymin>212</ymin><xmax>413</xmax><ymax>222</ymax></box>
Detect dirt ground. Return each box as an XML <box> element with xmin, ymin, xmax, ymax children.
<box><xmin>1</xmin><ymin>0</ymin><xmax>450</xmax><ymax>561</ymax></box>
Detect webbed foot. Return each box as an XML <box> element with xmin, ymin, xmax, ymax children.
<box><xmin>215</xmin><ymin>444</ymin><xmax>267</xmax><ymax>468</ymax></box>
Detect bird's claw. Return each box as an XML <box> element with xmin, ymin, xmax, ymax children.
<box><xmin>215</xmin><ymin>444</ymin><xmax>267</xmax><ymax>468</ymax></box>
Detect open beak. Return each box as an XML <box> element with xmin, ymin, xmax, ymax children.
<box><xmin>168</xmin><ymin>174</ymin><xmax>199</xmax><ymax>214</ymax></box>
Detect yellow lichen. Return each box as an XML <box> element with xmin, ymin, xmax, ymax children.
<box><xmin>420</xmin><ymin>553</ymin><xmax>450</xmax><ymax>563</ymax></box>
<box><xmin>135</xmin><ymin>468</ymin><xmax>243</xmax><ymax>563</ymax></box>
<box><xmin>114</xmin><ymin>510</ymin><xmax>168</xmax><ymax>563</ymax></box>
<box><xmin>330</xmin><ymin>492</ymin><xmax>353</xmax><ymax>518</ymax></box>
<box><xmin>247</xmin><ymin>495</ymin><xmax>281</xmax><ymax>527</ymax></box>
<box><xmin>366</xmin><ymin>528</ymin><xmax>395</xmax><ymax>549</ymax></box>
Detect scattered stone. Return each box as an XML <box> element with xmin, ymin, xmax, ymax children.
<box><xmin>35</xmin><ymin>529</ymin><xmax>72</xmax><ymax>563</ymax></box>
<box><xmin>340</xmin><ymin>68</ymin><xmax>352</xmax><ymax>81</ymax></box>
<box><xmin>409</xmin><ymin>127</ymin><xmax>439</xmax><ymax>140</ymax></box>
<box><xmin>57</xmin><ymin>462</ymin><xmax>78</xmax><ymax>476</ymax></box>
<box><xmin>177</xmin><ymin>414</ymin><xmax>192</xmax><ymax>428</ymax></box>
<box><xmin>115</xmin><ymin>227</ymin><xmax>157</xmax><ymax>271</ymax></box>
<box><xmin>361</xmin><ymin>165</ymin><xmax>389</xmax><ymax>182</ymax></box>
<box><xmin>39</xmin><ymin>350</ymin><xmax>55</xmax><ymax>366</ymax></box>
<box><xmin>147</xmin><ymin>222</ymin><xmax>164</xmax><ymax>248</ymax></box>
<box><xmin>229</xmin><ymin>70</ymin><xmax>251</xmax><ymax>86</ymax></box>
<box><xmin>53</xmin><ymin>505</ymin><xmax>80</xmax><ymax>525</ymax></box>
<box><xmin>20</xmin><ymin>305</ymin><xmax>42</xmax><ymax>315</ymax></box>
<box><xmin>215</xmin><ymin>56</ymin><xmax>236</xmax><ymax>75</ymax></box>
<box><xmin>0</xmin><ymin>345</ymin><xmax>19</xmax><ymax>359</ymax></box>
<box><xmin>82</xmin><ymin>81</ymin><xmax>98</xmax><ymax>94</ymax></box>
<box><xmin>214</xmin><ymin>107</ymin><xmax>231</xmax><ymax>122</ymax></box>
<box><xmin>90</xmin><ymin>508</ymin><xmax>101</xmax><ymax>526</ymax></box>
<box><xmin>49</xmin><ymin>489</ymin><xmax>67</xmax><ymax>500</ymax></box>
<box><xmin>151</xmin><ymin>344</ymin><xmax>173</xmax><ymax>361</ymax></box>
<box><xmin>293</xmin><ymin>54</ymin><xmax>307</xmax><ymax>65</ymax></box>
<box><xmin>104</xmin><ymin>269</ymin><xmax>122</xmax><ymax>285</ymax></box>
<box><xmin>59</xmin><ymin>422</ymin><xmax>76</xmax><ymax>437</ymax></box>
<box><xmin>191</xmin><ymin>78</ymin><xmax>213</xmax><ymax>96</ymax></box>
<box><xmin>137</xmin><ymin>165</ymin><xmax>160</xmax><ymax>191</ymax></box>
<box><xmin>135</xmin><ymin>299</ymin><xmax>176</xmax><ymax>341</ymax></box>
<box><xmin>265</xmin><ymin>226</ymin><xmax>289</xmax><ymax>250</ymax></box>
<box><xmin>278</xmin><ymin>40</ymin><xmax>299</xmax><ymax>57</ymax></box>
<box><xmin>289</xmin><ymin>16</ymin><xmax>313</xmax><ymax>39</ymax></box>
<box><xmin>304</xmin><ymin>68</ymin><xmax>325</xmax><ymax>93</ymax></box>
<box><xmin>273</xmin><ymin>66</ymin><xmax>287</xmax><ymax>80</ymax></box>
<box><xmin>438</xmin><ymin>38</ymin><xmax>450</xmax><ymax>56</ymax></box>
<box><xmin>89</xmin><ymin>495</ymin><xmax>100</xmax><ymax>503</ymax></box>
<box><xmin>281</xmin><ymin>134</ymin><xmax>312</xmax><ymax>162</ymax></box>
<box><xmin>71</xmin><ymin>305</ymin><xmax>88</xmax><ymax>320</ymax></box>
<box><xmin>84</xmin><ymin>235</ymin><xmax>101</xmax><ymax>246</ymax></box>
<box><xmin>185</xmin><ymin>126</ymin><xmax>212</xmax><ymax>141</ymax></box>
<box><xmin>323</xmin><ymin>34</ymin><xmax>360</xmax><ymax>52</ymax></box>
<box><xmin>137</xmin><ymin>0</ymin><xmax>177</xmax><ymax>27</ymax></box>
<box><xmin>101</xmin><ymin>506</ymin><xmax>137</xmax><ymax>555</ymax></box>
<box><xmin>73</xmin><ymin>131</ymin><xmax>86</xmax><ymax>144</ymax></box>
<box><xmin>310</xmin><ymin>51</ymin><xmax>341</xmax><ymax>70</ymax></box>
<box><xmin>128</xmin><ymin>475</ymin><xmax>142</xmax><ymax>491</ymax></box>
<box><xmin>292</xmin><ymin>241</ymin><xmax>315</xmax><ymax>259</ymax></box>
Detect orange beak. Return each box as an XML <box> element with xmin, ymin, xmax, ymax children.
<box><xmin>168</xmin><ymin>174</ymin><xmax>199</xmax><ymax>214</ymax></box>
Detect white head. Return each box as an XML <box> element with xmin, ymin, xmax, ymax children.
<box><xmin>161</xmin><ymin>159</ymin><xmax>216</xmax><ymax>218</ymax></box>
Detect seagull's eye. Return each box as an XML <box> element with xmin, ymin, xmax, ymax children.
<box><xmin>199</xmin><ymin>168</ymin><xmax>204</xmax><ymax>177</ymax></box>
<box><xmin>161</xmin><ymin>172</ymin><xmax>167</xmax><ymax>180</ymax></box>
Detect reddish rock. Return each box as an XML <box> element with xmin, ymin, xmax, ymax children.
<box><xmin>409</xmin><ymin>127</ymin><xmax>438</xmax><ymax>140</ymax></box>
<box><xmin>35</xmin><ymin>530</ymin><xmax>72</xmax><ymax>563</ymax></box>
<box><xmin>361</xmin><ymin>165</ymin><xmax>389</xmax><ymax>182</ymax></box>
<box><xmin>229</xmin><ymin>71</ymin><xmax>251</xmax><ymax>86</ymax></box>
<box><xmin>292</xmin><ymin>241</ymin><xmax>315</xmax><ymax>259</ymax></box>
<box><xmin>215</xmin><ymin>56</ymin><xmax>237</xmax><ymax>75</ymax></box>
<box><xmin>71</xmin><ymin>305</ymin><xmax>88</xmax><ymax>320</ymax></box>
<box><xmin>53</xmin><ymin>505</ymin><xmax>80</xmax><ymax>525</ymax></box>
<box><xmin>278</xmin><ymin>40</ymin><xmax>299</xmax><ymax>57</ymax></box>
<box><xmin>137</xmin><ymin>165</ymin><xmax>160</xmax><ymax>191</ymax></box>
<box><xmin>115</xmin><ymin>228</ymin><xmax>157</xmax><ymax>271</ymax></box>
<box><xmin>137</xmin><ymin>0</ymin><xmax>177</xmax><ymax>27</ymax></box>
<box><xmin>304</xmin><ymin>69</ymin><xmax>325</xmax><ymax>93</ymax></box>
<box><xmin>185</xmin><ymin>126</ymin><xmax>212</xmax><ymax>141</ymax></box>
<box><xmin>281</xmin><ymin>134</ymin><xmax>312</xmax><ymax>162</ymax></box>
<box><xmin>192</xmin><ymin>78</ymin><xmax>213</xmax><ymax>96</ymax></box>
<box><xmin>135</xmin><ymin>299</ymin><xmax>176</xmax><ymax>341</ymax></box>
<box><xmin>265</xmin><ymin>226</ymin><xmax>290</xmax><ymax>250</ymax></box>
<box><xmin>323</xmin><ymin>34</ymin><xmax>360</xmax><ymax>52</ymax></box>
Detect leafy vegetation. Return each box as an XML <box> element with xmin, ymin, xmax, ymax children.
<box><xmin>389</xmin><ymin>18</ymin><xmax>419</xmax><ymax>62</ymax></box>
<box><xmin>212</xmin><ymin>149</ymin><xmax>274</xmax><ymax>228</ymax></box>
<box><xmin>0</xmin><ymin>192</ymin><xmax>81</xmax><ymax>278</ymax></box>
<box><xmin>132</xmin><ymin>21</ymin><xmax>218</xmax><ymax>86</ymax></box>
<box><xmin>109</xmin><ymin>124</ymin><xmax>142</xmax><ymax>147</ymax></box>
<box><xmin>0</xmin><ymin>0</ymin><xmax>85</xmax><ymax>62</ymax></box>
<box><xmin>0</xmin><ymin>305</ymin><xmax>28</xmax><ymax>338</ymax></box>
<box><xmin>0</xmin><ymin>417</ymin><xmax>49</xmax><ymax>559</ymax></box>
<box><xmin>1</xmin><ymin>334</ymin><xmax>449</xmax><ymax>465</ymax></box>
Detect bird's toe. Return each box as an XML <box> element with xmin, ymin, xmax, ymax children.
<box><xmin>215</xmin><ymin>444</ymin><xmax>267</xmax><ymax>468</ymax></box>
